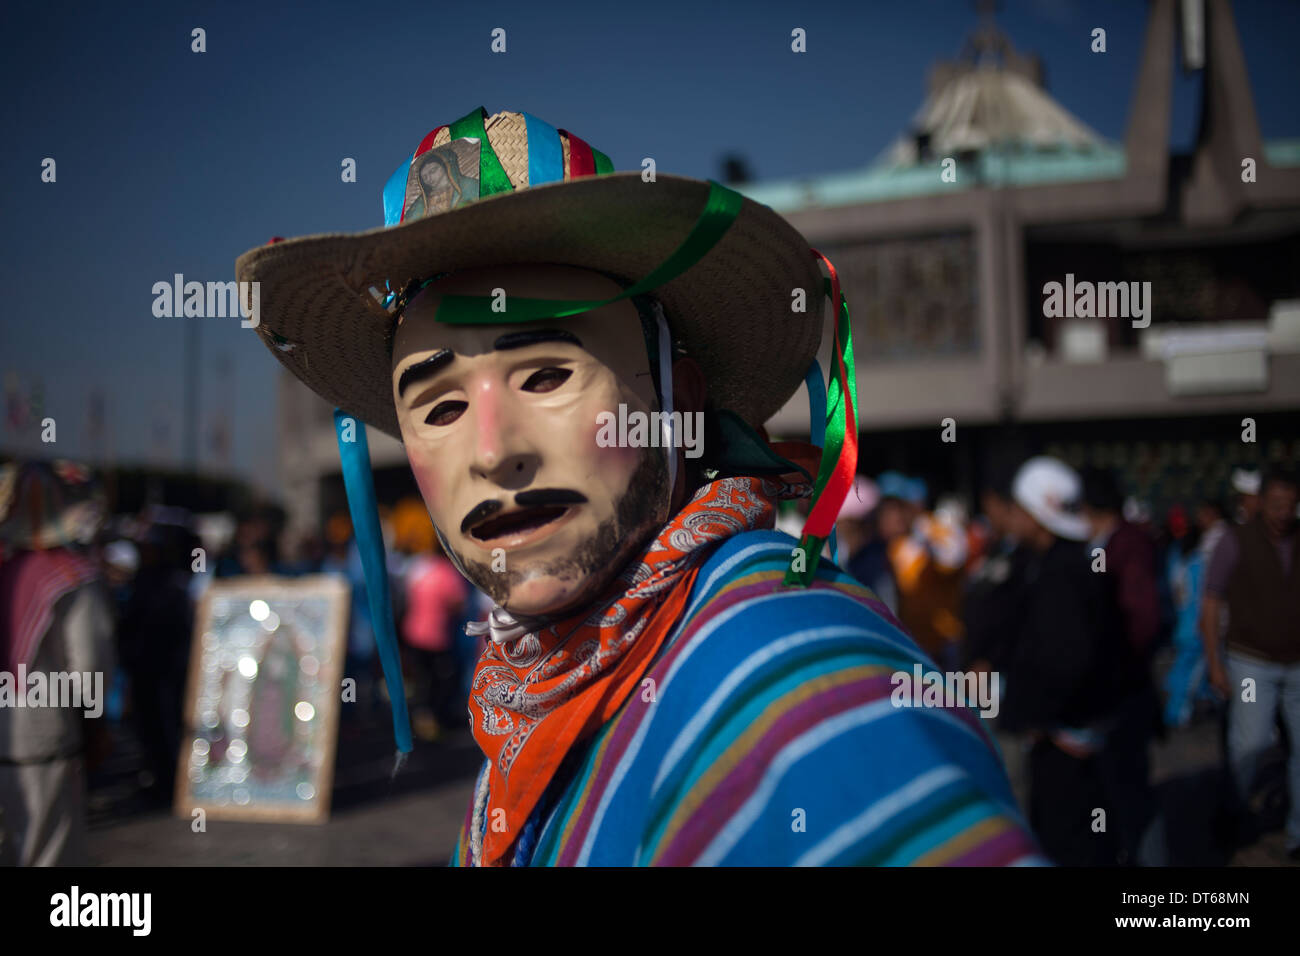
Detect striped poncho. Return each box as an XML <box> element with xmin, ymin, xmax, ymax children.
<box><xmin>451</xmin><ymin>529</ymin><xmax>1046</xmax><ymax>866</ymax></box>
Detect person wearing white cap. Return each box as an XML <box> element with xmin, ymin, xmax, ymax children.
<box><xmin>1230</xmin><ymin>468</ymin><xmax>1261</xmax><ymax>525</ymax></box>
<box><xmin>1009</xmin><ymin>457</ymin><xmax>1090</xmax><ymax>543</ymax></box>
<box><xmin>999</xmin><ymin>456</ymin><xmax>1131</xmax><ymax>865</ymax></box>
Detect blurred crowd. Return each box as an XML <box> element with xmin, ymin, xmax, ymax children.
<box><xmin>3</xmin><ymin>451</ymin><xmax>1297</xmax><ymax>867</ymax></box>
<box><xmin>788</xmin><ymin>458</ymin><xmax>1300</xmax><ymax>866</ymax></box>
<box><xmin>0</xmin><ymin>459</ymin><xmax>485</xmax><ymax>865</ymax></box>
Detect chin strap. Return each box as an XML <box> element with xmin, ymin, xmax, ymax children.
<box><xmin>654</xmin><ymin>306</ymin><xmax>678</xmax><ymax>500</ymax></box>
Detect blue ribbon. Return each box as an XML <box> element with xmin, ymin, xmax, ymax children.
<box><xmin>803</xmin><ymin>360</ymin><xmax>838</xmax><ymax>564</ymax></box>
<box><xmin>334</xmin><ymin>409</ymin><xmax>412</xmax><ymax>756</ymax></box>
<box><xmin>382</xmin><ymin>155</ymin><xmax>414</xmax><ymax>228</ymax></box>
<box><xmin>521</xmin><ymin>112</ymin><xmax>564</xmax><ymax>186</ymax></box>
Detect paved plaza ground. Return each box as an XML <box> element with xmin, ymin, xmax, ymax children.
<box><xmin>85</xmin><ymin>670</ymin><xmax>1296</xmax><ymax>867</ymax></box>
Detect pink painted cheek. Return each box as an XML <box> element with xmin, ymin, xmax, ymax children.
<box><xmin>584</xmin><ymin>415</ymin><xmax>641</xmax><ymax>472</ymax></box>
<box><xmin>407</xmin><ymin>452</ymin><xmax>445</xmax><ymax>517</ymax></box>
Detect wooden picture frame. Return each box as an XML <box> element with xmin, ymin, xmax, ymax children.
<box><xmin>173</xmin><ymin>574</ymin><xmax>349</xmax><ymax>824</ymax></box>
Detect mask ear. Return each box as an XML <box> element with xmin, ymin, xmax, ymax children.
<box><xmin>608</xmin><ymin>287</ymin><xmax>680</xmax><ymax>504</ymax></box>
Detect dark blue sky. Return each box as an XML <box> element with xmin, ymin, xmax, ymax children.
<box><xmin>2</xmin><ymin>0</ymin><xmax>1297</xmax><ymax>495</ymax></box>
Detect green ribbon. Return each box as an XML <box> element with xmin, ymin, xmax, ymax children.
<box><xmin>433</xmin><ymin>179</ymin><xmax>743</xmax><ymax>325</ymax></box>
<box><xmin>448</xmin><ymin>106</ymin><xmax>515</xmax><ymax>197</ymax></box>
<box><xmin>783</xmin><ymin>277</ymin><xmax>858</xmax><ymax>587</ymax></box>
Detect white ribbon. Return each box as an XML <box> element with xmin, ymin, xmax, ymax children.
<box><xmin>464</xmin><ymin>605</ymin><xmax>530</xmax><ymax>646</ymax></box>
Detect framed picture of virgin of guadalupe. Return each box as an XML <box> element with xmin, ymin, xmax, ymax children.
<box><xmin>173</xmin><ymin>574</ymin><xmax>349</xmax><ymax>824</ymax></box>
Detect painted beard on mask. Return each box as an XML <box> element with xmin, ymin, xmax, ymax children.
<box><xmin>451</xmin><ymin>444</ymin><xmax>672</xmax><ymax>619</ymax></box>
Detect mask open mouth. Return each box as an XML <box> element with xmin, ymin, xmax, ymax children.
<box><xmin>468</xmin><ymin>506</ymin><xmax>570</xmax><ymax>543</ymax></box>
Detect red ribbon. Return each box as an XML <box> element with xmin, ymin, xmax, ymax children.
<box><xmin>559</xmin><ymin>129</ymin><xmax>595</xmax><ymax>178</ymax></box>
<box><xmin>799</xmin><ymin>250</ymin><xmax>858</xmax><ymax>541</ymax></box>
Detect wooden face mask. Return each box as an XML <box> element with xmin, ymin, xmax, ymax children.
<box><xmin>391</xmin><ymin>263</ymin><xmax>673</xmax><ymax>619</ymax></box>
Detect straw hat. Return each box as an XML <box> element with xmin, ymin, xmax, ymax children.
<box><xmin>235</xmin><ymin>107</ymin><xmax>825</xmax><ymax>439</ymax></box>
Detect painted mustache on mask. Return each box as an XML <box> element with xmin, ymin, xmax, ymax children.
<box><xmin>460</xmin><ymin>489</ymin><xmax>590</xmax><ymax>535</ymax></box>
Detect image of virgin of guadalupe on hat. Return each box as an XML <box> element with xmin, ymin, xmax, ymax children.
<box><xmin>236</xmin><ymin>106</ymin><xmax>1046</xmax><ymax>867</ymax></box>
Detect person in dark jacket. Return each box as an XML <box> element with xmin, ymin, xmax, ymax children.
<box><xmin>1081</xmin><ymin>468</ymin><xmax>1162</xmax><ymax>658</ymax></box>
<box><xmin>964</xmin><ymin>482</ymin><xmax>1029</xmax><ymax>675</ymax></box>
<box><xmin>998</xmin><ymin>457</ymin><xmax>1130</xmax><ymax>866</ymax></box>
<box><xmin>1080</xmin><ymin>467</ymin><xmax>1163</xmax><ymax>864</ymax></box>
<box><xmin>962</xmin><ymin>481</ymin><xmax>1034</xmax><ymax>813</ymax></box>
<box><xmin>118</xmin><ymin>520</ymin><xmax>197</xmax><ymax>803</ymax></box>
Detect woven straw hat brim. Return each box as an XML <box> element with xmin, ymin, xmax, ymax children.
<box><xmin>235</xmin><ymin>173</ymin><xmax>824</xmax><ymax>439</ymax></box>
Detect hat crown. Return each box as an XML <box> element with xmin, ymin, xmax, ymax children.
<box><xmin>383</xmin><ymin>108</ymin><xmax>612</xmax><ymax>229</ymax></box>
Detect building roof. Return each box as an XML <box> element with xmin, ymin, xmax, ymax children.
<box><xmin>877</xmin><ymin>63</ymin><xmax>1109</xmax><ymax>166</ymax></box>
<box><xmin>736</xmin><ymin>146</ymin><xmax>1128</xmax><ymax>211</ymax></box>
<box><xmin>738</xmin><ymin>15</ymin><xmax>1127</xmax><ymax>212</ymax></box>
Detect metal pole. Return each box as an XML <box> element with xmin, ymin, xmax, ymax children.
<box><xmin>184</xmin><ymin>316</ymin><xmax>200</xmax><ymax>471</ymax></box>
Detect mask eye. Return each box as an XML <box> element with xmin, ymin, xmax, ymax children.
<box><xmin>425</xmin><ymin>400</ymin><xmax>467</xmax><ymax>426</ymax></box>
<box><xmin>521</xmin><ymin>368</ymin><xmax>571</xmax><ymax>393</ymax></box>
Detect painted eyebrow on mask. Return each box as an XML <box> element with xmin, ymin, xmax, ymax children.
<box><xmin>398</xmin><ymin>350</ymin><xmax>454</xmax><ymax>399</ymax></box>
<box><xmin>491</xmin><ymin>328</ymin><xmax>583</xmax><ymax>351</ymax></box>
<box><xmin>397</xmin><ymin>330</ymin><xmax>584</xmax><ymax>399</ymax></box>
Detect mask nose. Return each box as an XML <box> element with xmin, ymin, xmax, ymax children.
<box><xmin>467</xmin><ymin>375</ymin><xmax>540</xmax><ymax>489</ymax></box>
